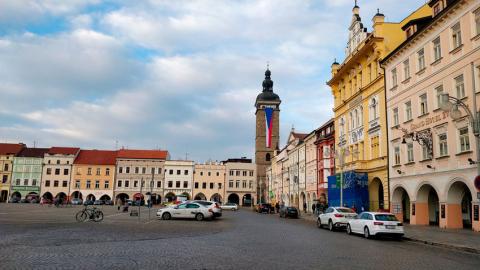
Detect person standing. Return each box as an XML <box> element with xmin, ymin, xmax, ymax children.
<box><xmin>312</xmin><ymin>203</ymin><xmax>316</xmax><ymax>215</ymax></box>
<box><xmin>275</xmin><ymin>202</ymin><xmax>280</xmax><ymax>213</ymax></box>
<box><xmin>303</xmin><ymin>202</ymin><xmax>307</xmax><ymax>213</ymax></box>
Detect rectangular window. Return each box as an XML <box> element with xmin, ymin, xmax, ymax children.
<box><xmin>15</xmin><ymin>179</ymin><xmax>20</xmax><ymax>185</ymax></box>
<box><xmin>249</xmin><ymin>181</ymin><xmax>253</xmax><ymax>189</ymax></box>
<box><xmin>169</xmin><ymin>169</ymin><xmax>173</xmax><ymax>175</ymax></box>
<box><xmin>210</xmin><ymin>182</ymin><xmax>214</xmax><ymax>189</ymax></box>
<box><xmin>53</xmin><ymin>180</ymin><xmax>58</xmax><ymax>187</ymax></box>
<box><xmin>63</xmin><ymin>168</ymin><xmax>68</xmax><ymax>175</ymax></box>
<box><xmin>95</xmin><ymin>180</ymin><xmax>100</xmax><ymax>189</ymax></box>
<box><xmin>433</xmin><ymin>3</ymin><xmax>441</xmax><ymax>16</ymax></box>
<box><xmin>433</xmin><ymin>37</ymin><xmax>441</xmax><ymax>61</ymax></box>
<box><xmin>168</xmin><ymin>181</ymin><xmax>173</xmax><ymax>188</ymax></box>
<box><xmin>75</xmin><ymin>180</ymin><xmax>80</xmax><ymax>188</ymax></box>
<box><xmin>202</xmin><ymin>182</ymin><xmax>206</xmax><ymax>189</ymax></box>
<box><xmin>86</xmin><ymin>180</ymin><xmax>91</xmax><ymax>189</ymax></box>
<box><xmin>105</xmin><ymin>181</ymin><xmax>109</xmax><ymax>189</ymax></box>
<box><xmin>158</xmin><ymin>168</ymin><xmax>162</xmax><ymax>174</ymax></box>
<box><xmin>452</xmin><ymin>22</ymin><xmax>462</xmax><ymax>49</ymax></box>
<box><xmin>216</xmin><ymin>172</ymin><xmax>220</xmax><ymax>176</ymax></box>
<box><xmin>236</xmin><ymin>171</ymin><xmax>240</xmax><ymax>176</ymax></box>
<box><xmin>126</xmin><ymin>167</ymin><xmax>130</xmax><ymax>174</ymax></box>
<box><xmin>417</xmin><ymin>49</ymin><xmax>425</xmax><ymax>71</ymax></box>
<box><xmin>4</xmin><ymin>164</ymin><xmax>8</xmax><ymax>171</ymax></box>
<box><xmin>45</xmin><ymin>180</ymin><xmax>50</xmax><ymax>187</ymax></box>
<box><xmin>88</xmin><ymin>168</ymin><xmax>93</xmax><ymax>175</ymax></box>
<box><xmin>243</xmin><ymin>171</ymin><xmax>247</xmax><ymax>176</ymax></box>
<box><xmin>53</xmin><ymin>168</ymin><xmax>59</xmax><ymax>175</ymax></box>
<box><xmin>2</xmin><ymin>175</ymin><xmax>8</xmax><ymax>183</ymax></box>
<box><xmin>119</xmin><ymin>167</ymin><xmax>123</xmax><ymax>173</ymax></box>
<box><xmin>403</xmin><ymin>59</ymin><xmax>410</xmax><ymax>80</ymax></box>
<box><xmin>177</xmin><ymin>170</ymin><xmax>181</xmax><ymax>175</ymax></box>
<box><xmin>459</xmin><ymin>127</ymin><xmax>470</xmax><ymax>152</ymax></box>
<box><xmin>439</xmin><ymin>133</ymin><xmax>448</xmax><ymax>156</ymax></box>
<box><xmin>422</xmin><ymin>144</ymin><xmax>432</xmax><ymax>160</ymax></box>
<box><xmin>183</xmin><ymin>181</ymin><xmax>188</xmax><ymax>188</ymax></box>
<box><xmin>218</xmin><ymin>183</ymin><xmax>222</xmax><ymax>189</ymax></box>
<box><xmin>200</xmin><ymin>172</ymin><xmax>203</xmax><ymax>176</ymax></box>
<box><xmin>184</xmin><ymin>170</ymin><xmax>188</xmax><ymax>175</ymax></box>
<box><xmin>62</xmin><ymin>181</ymin><xmax>67</xmax><ymax>187</ymax></box>
<box><xmin>96</xmin><ymin>168</ymin><xmax>101</xmax><ymax>176</ymax></box>
<box><xmin>475</xmin><ymin>9</ymin><xmax>480</xmax><ymax>36</ymax></box>
<box><xmin>32</xmin><ymin>179</ymin><xmax>37</xmax><ymax>186</ymax></box>
<box><xmin>142</xmin><ymin>167</ymin><xmax>146</xmax><ymax>174</ymax></box>
<box><xmin>394</xmin><ymin>147</ymin><xmax>400</xmax><ymax>165</ymax></box>
<box><xmin>249</xmin><ymin>171</ymin><xmax>254</xmax><ymax>177</ymax></box>
<box><xmin>229</xmin><ymin>180</ymin><xmax>233</xmax><ymax>188</ymax></box>
<box><xmin>125</xmin><ymin>180</ymin><xmax>129</xmax><ymax>188</ymax></box>
<box><xmin>134</xmin><ymin>181</ymin><xmax>138</xmax><ymax>188</ymax></box>
<box><xmin>242</xmin><ymin>181</ymin><xmax>247</xmax><ymax>188</ymax></box>
<box><xmin>235</xmin><ymin>180</ymin><xmax>240</xmax><ymax>188</ymax></box>
<box><xmin>405</xmin><ymin>101</ymin><xmax>412</xmax><ymax>121</ymax></box>
<box><xmin>157</xmin><ymin>181</ymin><xmax>161</xmax><ymax>188</ymax></box>
<box><xmin>135</xmin><ymin>167</ymin><xmax>139</xmax><ymax>174</ymax></box>
<box><xmin>420</xmin><ymin>94</ymin><xmax>428</xmax><ymax>115</ymax></box>
<box><xmin>455</xmin><ymin>74</ymin><xmax>465</xmax><ymax>99</ymax></box>
<box><xmin>195</xmin><ymin>182</ymin><xmax>199</xmax><ymax>189</ymax></box>
<box><xmin>436</xmin><ymin>85</ymin><xmax>444</xmax><ymax>109</ymax></box>
<box><xmin>106</xmin><ymin>168</ymin><xmax>110</xmax><ymax>176</ymax></box>
<box><xmin>46</xmin><ymin>168</ymin><xmax>52</xmax><ymax>175</ymax></box>
<box><xmin>392</xmin><ymin>68</ymin><xmax>397</xmax><ymax>87</ymax></box>
<box><xmin>176</xmin><ymin>181</ymin><xmax>180</xmax><ymax>188</ymax></box>
<box><xmin>407</xmin><ymin>143</ymin><xmax>414</xmax><ymax>163</ymax></box>
<box><xmin>393</xmin><ymin>108</ymin><xmax>399</xmax><ymax>126</ymax></box>
<box><xmin>118</xmin><ymin>180</ymin><xmax>122</xmax><ymax>187</ymax></box>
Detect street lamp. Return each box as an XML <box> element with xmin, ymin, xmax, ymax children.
<box><xmin>401</xmin><ymin>128</ymin><xmax>433</xmax><ymax>157</ymax></box>
<box><xmin>439</xmin><ymin>92</ymin><xmax>480</xmax><ymax>176</ymax></box>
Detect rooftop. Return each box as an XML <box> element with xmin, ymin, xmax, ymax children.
<box><xmin>17</xmin><ymin>148</ymin><xmax>50</xmax><ymax>158</ymax></box>
<box><xmin>48</xmin><ymin>147</ymin><xmax>80</xmax><ymax>155</ymax></box>
<box><xmin>74</xmin><ymin>150</ymin><xmax>117</xmax><ymax>165</ymax></box>
<box><xmin>0</xmin><ymin>143</ymin><xmax>25</xmax><ymax>156</ymax></box>
<box><xmin>117</xmin><ymin>149</ymin><xmax>169</xmax><ymax>160</ymax></box>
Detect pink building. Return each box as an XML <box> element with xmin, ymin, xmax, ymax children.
<box><xmin>382</xmin><ymin>0</ymin><xmax>480</xmax><ymax>231</ymax></box>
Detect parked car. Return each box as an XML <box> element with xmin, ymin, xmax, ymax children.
<box><xmin>126</xmin><ymin>200</ymin><xmax>133</xmax><ymax>206</ymax></box>
<box><xmin>221</xmin><ymin>202</ymin><xmax>238</xmax><ymax>211</ymax></box>
<box><xmin>317</xmin><ymin>207</ymin><xmax>357</xmax><ymax>231</ymax></box>
<box><xmin>83</xmin><ymin>200</ymin><xmax>94</xmax><ymax>206</ymax></box>
<box><xmin>104</xmin><ymin>200</ymin><xmax>113</xmax><ymax>205</ymax></box>
<box><xmin>347</xmin><ymin>212</ymin><xmax>404</xmax><ymax>239</ymax></box>
<box><xmin>193</xmin><ymin>200</ymin><xmax>222</xmax><ymax>218</ymax></box>
<box><xmin>279</xmin><ymin>206</ymin><xmax>299</xmax><ymax>218</ymax></box>
<box><xmin>30</xmin><ymin>198</ymin><xmax>39</xmax><ymax>204</ymax></box>
<box><xmin>256</xmin><ymin>203</ymin><xmax>274</xmax><ymax>214</ymax></box>
<box><xmin>156</xmin><ymin>202</ymin><xmax>212</xmax><ymax>221</ymax></box>
<box><xmin>93</xmin><ymin>200</ymin><xmax>104</xmax><ymax>205</ymax></box>
<box><xmin>71</xmin><ymin>198</ymin><xmax>83</xmax><ymax>205</ymax></box>
<box><xmin>9</xmin><ymin>197</ymin><xmax>20</xmax><ymax>203</ymax></box>
<box><xmin>20</xmin><ymin>198</ymin><xmax>30</xmax><ymax>203</ymax></box>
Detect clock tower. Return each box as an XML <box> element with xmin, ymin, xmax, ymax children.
<box><xmin>255</xmin><ymin>68</ymin><xmax>281</xmax><ymax>204</ymax></box>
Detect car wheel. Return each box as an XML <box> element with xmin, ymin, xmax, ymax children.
<box><xmin>162</xmin><ymin>212</ymin><xmax>171</xmax><ymax>220</ymax></box>
<box><xmin>195</xmin><ymin>213</ymin><xmax>204</xmax><ymax>221</ymax></box>
<box><xmin>317</xmin><ymin>219</ymin><xmax>322</xmax><ymax>228</ymax></box>
<box><xmin>346</xmin><ymin>224</ymin><xmax>352</xmax><ymax>235</ymax></box>
<box><xmin>328</xmin><ymin>220</ymin><xmax>334</xmax><ymax>231</ymax></box>
<box><xmin>364</xmin><ymin>226</ymin><xmax>370</xmax><ymax>239</ymax></box>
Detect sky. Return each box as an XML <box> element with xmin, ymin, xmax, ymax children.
<box><xmin>0</xmin><ymin>0</ymin><xmax>423</xmax><ymax>162</ymax></box>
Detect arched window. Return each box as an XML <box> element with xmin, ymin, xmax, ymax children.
<box><xmin>266</xmin><ymin>153</ymin><xmax>271</xmax><ymax>162</ymax></box>
<box><xmin>369</xmin><ymin>97</ymin><xmax>378</xmax><ymax>121</ymax></box>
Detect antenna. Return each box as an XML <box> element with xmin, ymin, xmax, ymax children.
<box><xmin>267</xmin><ymin>61</ymin><xmax>270</xmax><ymax>70</ymax></box>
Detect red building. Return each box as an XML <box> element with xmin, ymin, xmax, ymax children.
<box><xmin>314</xmin><ymin>119</ymin><xmax>335</xmax><ymax>204</ymax></box>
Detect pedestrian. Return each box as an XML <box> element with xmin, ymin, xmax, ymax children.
<box><xmin>275</xmin><ymin>202</ymin><xmax>280</xmax><ymax>213</ymax></box>
<box><xmin>303</xmin><ymin>202</ymin><xmax>307</xmax><ymax>213</ymax></box>
<box><xmin>312</xmin><ymin>203</ymin><xmax>316</xmax><ymax>214</ymax></box>
<box><xmin>352</xmin><ymin>204</ymin><xmax>357</xmax><ymax>213</ymax></box>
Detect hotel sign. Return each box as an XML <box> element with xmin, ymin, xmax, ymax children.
<box><xmin>410</xmin><ymin>111</ymin><xmax>449</xmax><ymax>131</ymax></box>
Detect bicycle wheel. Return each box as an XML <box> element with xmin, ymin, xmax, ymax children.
<box><xmin>75</xmin><ymin>210</ymin><xmax>87</xmax><ymax>222</ymax></box>
<box><xmin>93</xmin><ymin>210</ymin><xmax>104</xmax><ymax>222</ymax></box>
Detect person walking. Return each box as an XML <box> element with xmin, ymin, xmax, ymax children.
<box><xmin>303</xmin><ymin>202</ymin><xmax>307</xmax><ymax>213</ymax></box>
<box><xmin>312</xmin><ymin>203</ymin><xmax>316</xmax><ymax>215</ymax></box>
<box><xmin>275</xmin><ymin>202</ymin><xmax>280</xmax><ymax>213</ymax></box>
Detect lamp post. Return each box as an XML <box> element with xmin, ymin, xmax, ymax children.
<box><xmin>439</xmin><ymin>92</ymin><xmax>480</xmax><ymax>176</ymax></box>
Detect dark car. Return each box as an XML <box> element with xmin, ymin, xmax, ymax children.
<box><xmin>93</xmin><ymin>200</ymin><xmax>104</xmax><ymax>205</ymax></box>
<box><xmin>20</xmin><ymin>198</ymin><xmax>30</xmax><ymax>203</ymax></box>
<box><xmin>9</xmin><ymin>197</ymin><xmax>20</xmax><ymax>203</ymax></box>
<box><xmin>257</xmin><ymin>203</ymin><xmax>274</xmax><ymax>214</ymax></box>
<box><xmin>104</xmin><ymin>200</ymin><xmax>113</xmax><ymax>205</ymax></box>
<box><xmin>83</xmin><ymin>200</ymin><xmax>94</xmax><ymax>206</ymax></box>
<box><xmin>279</xmin><ymin>206</ymin><xmax>299</xmax><ymax>218</ymax></box>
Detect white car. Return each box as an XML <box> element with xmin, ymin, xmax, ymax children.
<box><xmin>317</xmin><ymin>207</ymin><xmax>357</xmax><ymax>231</ymax></box>
<box><xmin>156</xmin><ymin>202</ymin><xmax>213</xmax><ymax>221</ymax></box>
<box><xmin>192</xmin><ymin>200</ymin><xmax>222</xmax><ymax>218</ymax></box>
<box><xmin>221</xmin><ymin>203</ymin><xmax>238</xmax><ymax>211</ymax></box>
<box><xmin>346</xmin><ymin>212</ymin><xmax>404</xmax><ymax>239</ymax></box>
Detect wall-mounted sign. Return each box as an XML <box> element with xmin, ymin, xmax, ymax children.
<box><xmin>410</xmin><ymin>111</ymin><xmax>449</xmax><ymax>131</ymax></box>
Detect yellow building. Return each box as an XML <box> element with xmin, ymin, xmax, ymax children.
<box><xmin>327</xmin><ymin>3</ymin><xmax>430</xmax><ymax>211</ymax></box>
<box><xmin>0</xmin><ymin>143</ymin><xmax>25</xmax><ymax>202</ymax></box>
<box><xmin>193</xmin><ymin>162</ymin><xmax>225</xmax><ymax>203</ymax></box>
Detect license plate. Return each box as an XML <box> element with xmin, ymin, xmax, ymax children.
<box><xmin>386</xmin><ymin>225</ymin><xmax>396</xmax><ymax>229</ymax></box>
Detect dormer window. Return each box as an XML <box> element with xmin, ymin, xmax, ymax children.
<box><xmin>433</xmin><ymin>3</ymin><xmax>442</xmax><ymax>16</ymax></box>
<box><xmin>406</xmin><ymin>27</ymin><xmax>414</xmax><ymax>38</ymax></box>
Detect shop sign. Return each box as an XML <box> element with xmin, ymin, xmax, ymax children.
<box><xmin>410</xmin><ymin>111</ymin><xmax>449</xmax><ymax>131</ymax></box>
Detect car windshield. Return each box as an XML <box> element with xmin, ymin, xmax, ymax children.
<box><xmin>375</xmin><ymin>214</ymin><xmax>398</xmax><ymax>221</ymax></box>
<box><xmin>336</xmin><ymin>208</ymin><xmax>355</xmax><ymax>213</ymax></box>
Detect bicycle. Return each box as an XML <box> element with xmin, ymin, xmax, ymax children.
<box><xmin>75</xmin><ymin>206</ymin><xmax>104</xmax><ymax>222</ymax></box>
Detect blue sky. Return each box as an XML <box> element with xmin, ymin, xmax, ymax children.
<box><xmin>0</xmin><ymin>0</ymin><xmax>421</xmax><ymax>161</ymax></box>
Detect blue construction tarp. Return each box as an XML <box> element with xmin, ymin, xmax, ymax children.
<box><xmin>327</xmin><ymin>171</ymin><xmax>369</xmax><ymax>213</ymax></box>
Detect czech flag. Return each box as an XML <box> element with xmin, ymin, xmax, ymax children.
<box><xmin>265</xmin><ymin>108</ymin><xmax>274</xmax><ymax>148</ymax></box>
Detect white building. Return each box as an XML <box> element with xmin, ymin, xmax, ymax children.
<box><xmin>163</xmin><ymin>160</ymin><xmax>194</xmax><ymax>201</ymax></box>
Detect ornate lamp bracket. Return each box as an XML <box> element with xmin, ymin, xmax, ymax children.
<box><xmin>401</xmin><ymin>128</ymin><xmax>433</xmax><ymax>157</ymax></box>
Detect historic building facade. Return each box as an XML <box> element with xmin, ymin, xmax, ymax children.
<box><xmin>328</xmin><ymin>3</ymin><xmax>431</xmax><ymax>211</ymax></box>
<box><xmin>304</xmin><ymin>131</ymin><xmax>318</xmax><ymax>213</ymax></box>
<box><xmin>382</xmin><ymin>0</ymin><xmax>480</xmax><ymax>231</ymax></box>
<box><xmin>255</xmin><ymin>68</ymin><xmax>281</xmax><ymax>203</ymax></box>
<box><xmin>225</xmin><ymin>158</ymin><xmax>256</xmax><ymax>206</ymax></box>
<box><xmin>114</xmin><ymin>149</ymin><xmax>169</xmax><ymax>205</ymax></box>
<box><xmin>193</xmin><ymin>162</ymin><xmax>226</xmax><ymax>203</ymax></box>
<box><xmin>315</xmin><ymin>119</ymin><xmax>335</xmax><ymax>207</ymax></box>
<box><xmin>11</xmin><ymin>148</ymin><xmax>50</xmax><ymax>201</ymax></box>
<box><xmin>0</xmin><ymin>143</ymin><xmax>25</xmax><ymax>202</ymax></box>
<box><xmin>41</xmin><ymin>147</ymin><xmax>80</xmax><ymax>202</ymax></box>
<box><xmin>163</xmin><ymin>160</ymin><xmax>194</xmax><ymax>201</ymax></box>
<box><xmin>71</xmin><ymin>150</ymin><xmax>117</xmax><ymax>202</ymax></box>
